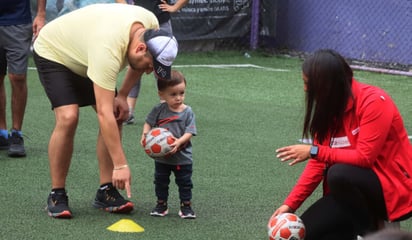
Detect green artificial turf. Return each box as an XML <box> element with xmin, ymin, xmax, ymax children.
<box><xmin>0</xmin><ymin>51</ymin><xmax>410</xmax><ymax>239</ymax></box>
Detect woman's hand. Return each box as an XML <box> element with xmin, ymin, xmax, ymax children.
<box><xmin>276</xmin><ymin>144</ymin><xmax>311</xmax><ymax>166</ymax></box>
<box><xmin>270</xmin><ymin>205</ymin><xmax>294</xmax><ymax>219</ymax></box>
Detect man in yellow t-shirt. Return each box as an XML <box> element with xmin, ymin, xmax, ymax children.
<box><xmin>32</xmin><ymin>3</ymin><xmax>178</xmax><ymax>219</ymax></box>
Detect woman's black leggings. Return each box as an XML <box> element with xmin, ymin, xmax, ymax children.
<box><xmin>300</xmin><ymin>164</ymin><xmax>387</xmax><ymax>240</ymax></box>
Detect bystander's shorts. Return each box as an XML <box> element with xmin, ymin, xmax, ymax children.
<box><xmin>128</xmin><ymin>78</ymin><xmax>142</xmax><ymax>98</ymax></box>
<box><xmin>33</xmin><ymin>51</ymin><xmax>96</xmax><ymax>109</ymax></box>
<box><xmin>0</xmin><ymin>48</ymin><xmax>6</xmax><ymax>76</ymax></box>
<box><xmin>0</xmin><ymin>24</ymin><xmax>32</xmax><ymax>75</ymax></box>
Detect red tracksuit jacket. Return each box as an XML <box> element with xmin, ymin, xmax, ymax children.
<box><xmin>284</xmin><ymin>79</ymin><xmax>412</xmax><ymax>221</ymax></box>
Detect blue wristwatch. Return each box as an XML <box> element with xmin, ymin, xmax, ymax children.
<box><xmin>310</xmin><ymin>145</ymin><xmax>319</xmax><ymax>158</ymax></box>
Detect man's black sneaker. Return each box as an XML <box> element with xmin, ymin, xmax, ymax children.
<box><xmin>0</xmin><ymin>135</ymin><xmax>9</xmax><ymax>150</ymax></box>
<box><xmin>178</xmin><ymin>202</ymin><xmax>196</xmax><ymax>219</ymax></box>
<box><xmin>47</xmin><ymin>191</ymin><xmax>72</xmax><ymax>219</ymax></box>
<box><xmin>8</xmin><ymin>132</ymin><xmax>25</xmax><ymax>157</ymax></box>
<box><xmin>92</xmin><ymin>184</ymin><xmax>134</xmax><ymax>213</ymax></box>
<box><xmin>150</xmin><ymin>201</ymin><xmax>168</xmax><ymax>217</ymax></box>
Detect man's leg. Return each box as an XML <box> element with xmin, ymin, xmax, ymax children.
<box><xmin>0</xmin><ymin>47</ymin><xmax>9</xmax><ymax>149</ymax></box>
<box><xmin>92</xmin><ymin>125</ymin><xmax>134</xmax><ymax>213</ymax></box>
<box><xmin>124</xmin><ymin>80</ymin><xmax>141</xmax><ymax>125</ymax></box>
<box><xmin>49</xmin><ymin>105</ymin><xmax>79</xmax><ymax>189</ymax></box>
<box><xmin>0</xmin><ymin>74</ymin><xmax>8</xmax><ymax>149</ymax></box>
<box><xmin>0</xmin><ymin>48</ymin><xmax>7</xmax><ymax>130</ymax></box>
<box><xmin>47</xmin><ymin>104</ymin><xmax>79</xmax><ymax>219</ymax></box>
<box><xmin>96</xmin><ymin>128</ymin><xmax>114</xmax><ymax>185</ymax></box>
<box><xmin>0</xmin><ymin>75</ymin><xmax>6</xmax><ymax>125</ymax></box>
<box><xmin>7</xmin><ymin>73</ymin><xmax>27</xmax><ymax>157</ymax></box>
<box><xmin>9</xmin><ymin>73</ymin><xmax>27</xmax><ymax>132</ymax></box>
<box><xmin>124</xmin><ymin>96</ymin><xmax>137</xmax><ymax>124</ymax></box>
<box><xmin>4</xmin><ymin>23</ymin><xmax>32</xmax><ymax>157</ymax></box>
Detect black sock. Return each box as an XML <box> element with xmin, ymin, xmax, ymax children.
<box><xmin>51</xmin><ymin>188</ymin><xmax>66</xmax><ymax>194</ymax></box>
<box><xmin>99</xmin><ymin>183</ymin><xmax>112</xmax><ymax>190</ymax></box>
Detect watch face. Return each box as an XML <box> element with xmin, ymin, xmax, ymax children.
<box><xmin>310</xmin><ymin>146</ymin><xmax>318</xmax><ymax>157</ymax></box>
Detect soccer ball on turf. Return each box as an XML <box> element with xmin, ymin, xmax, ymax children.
<box><xmin>143</xmin><ymin>127</ymin><xmax>175</xmax><ymax>158</ymax></box>
<box><xmin>267</xmin><ymin>213</ymin><xmax>306</xmax><ymax>240</ymax></box>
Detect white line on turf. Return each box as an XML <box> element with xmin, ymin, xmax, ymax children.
<box><xmin>174</xmin><ymin>64</ymin><xmax>290</xmax><ymax>72</ymax></box>
<box><xmin>28</xmin><ymin>64</ymin><xmax>289</xmax><ymax>72</ymax></box>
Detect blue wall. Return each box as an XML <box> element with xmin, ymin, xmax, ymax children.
<box><xmin>274</xmin><ymin>0</ymin><xmax>412</xmax><ymax>65</ymax></box>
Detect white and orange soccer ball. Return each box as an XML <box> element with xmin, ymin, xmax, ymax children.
<box><xmin>143</xmin><ymin>127</ymin><xmax>175</xmax><ymax>158</ymax></box>
<box><xmin>267</xmin><ymin>213</ymin><xmax>306</xmax><ymax>240</ymax></box>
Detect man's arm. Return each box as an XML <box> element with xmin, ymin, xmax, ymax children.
<box><xmin>117</xmin><ymin>67</ymin><xmax>145</xmax><ymax>99</ymax></box>
<box><xmin>115</xmin><ymin>67</ymin><xmax>145</xmax><ymax>121</ymax></box>
<box><xmin>33</xmin><ymin>0</ymin><xmax>47</xmax><ymax>37</ymax></box>
<box><xmin>93</xmin><ymin>84</ymin><xmax>127</xmax><ymax>167</ymax></box>
<box><xmin>93</xmin><ymin>83</ymin><xmax>132</xmax><ymax>197</ymax></box>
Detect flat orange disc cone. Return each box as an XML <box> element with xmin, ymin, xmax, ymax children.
<box><xmin>107</xmin><ymin>219</ymin><xmax>144</xmax><ymax>233</ymax></box>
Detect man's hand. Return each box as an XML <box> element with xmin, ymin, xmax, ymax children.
<box><xmin>114</xmin><ymin>96</ymin><xmax>129</xmax><ymax>122</ymax></box>
<box><xmin>112</xmin><ymin>166</ymin><xmax>132</xmax><ymax>198</ymax></box>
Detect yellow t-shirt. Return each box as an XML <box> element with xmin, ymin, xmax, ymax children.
<box><xmin>33</xmin><ymin>3</ymin><xmax>159</xmax><ymax>91</ymax></box>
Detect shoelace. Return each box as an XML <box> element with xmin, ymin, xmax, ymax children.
<box><xmin>105</xmin><ymin>187</ymin><xmax>123</xmax><ymax>201</ymax></box>
<box><xmin>9</xmin><ymin>132</ymin><xmax>31</xmax><ymax>144</ymax></box>
<box><xmin>181</xmin><ymin>205</ymin><xmax>194</xmax><ymax>215</ymax></box>
<box><xmin>9</xmin><ymin>133</ymin><xmax>23</xmax><ymax>144</ymax></box>
<box><xmin>53</xmin><ymin>193</ymin><xmax>68</xmax><ymax>205</ymax></box>
<box><xmin>156</xmin><ymin>202</ymin><xmax>167</xmax><ymax>208</ymax></box>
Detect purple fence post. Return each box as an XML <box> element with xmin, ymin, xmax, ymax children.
<box><xmin>250</xmin><ymin>0</ymin><xmax>260</xmax><ymax>50</ymax></box>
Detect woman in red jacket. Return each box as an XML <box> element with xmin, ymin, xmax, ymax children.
<box><xmin>273</xmin><ymin>49</ymin><xmax>412</xmax><ymax>239</ymax></box>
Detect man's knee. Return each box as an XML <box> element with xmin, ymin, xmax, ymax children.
<box><xmin>8</xmin><ymin>73</ymin><xmax>27</xmax><ymax>84</ymax></box>
<box><xmin>56</xmin><ymin>109</ymin><xmax>79</xmax><ymax>130</ymax></box>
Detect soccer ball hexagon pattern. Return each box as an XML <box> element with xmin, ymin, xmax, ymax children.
<box><xmin>267</xmin><ymin>213</ymin><xmax>306</xmax><ymax>240</ymax></box>
<box><xmin>143</xmin><ymin>128</ymin><xmax>175</xmax><ymax>158</ymax></box>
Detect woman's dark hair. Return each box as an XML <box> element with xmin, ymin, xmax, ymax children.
<box><xmin>157</xmin><ymin>70</ymin><xmax>186</xmax><ymax>91</ymax></box>
<box><xmin>302</xmin><ymin>49</ymin><xmax>353</xmax><ymax>143</ymax></box>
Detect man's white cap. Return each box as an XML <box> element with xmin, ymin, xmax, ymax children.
<box><xmin>144</xmin><ymin>29</ymin><xmax>178</xmax><ymax>80</ymax></box>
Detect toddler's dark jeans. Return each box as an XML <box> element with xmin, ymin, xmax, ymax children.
<box><xmin>154</xmin><ymin>162</ymin><xmax>193</xmax><ymax>202</ymax></box>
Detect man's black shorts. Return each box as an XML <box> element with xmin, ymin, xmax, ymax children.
<box><xmin>33</xmin><ymin>51</ymin><xmax>96</xmax><ymax>109</ymax></box>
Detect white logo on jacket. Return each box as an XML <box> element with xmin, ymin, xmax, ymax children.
<box><xmin>330</xmin><ymin>136</ymin><xmax>351</xmax><ymax>148</ymax></box>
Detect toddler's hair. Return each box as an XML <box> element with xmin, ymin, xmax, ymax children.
<box><xmin>157</xmin><ymin>70</ymin><xmax>186</xmax><ymax>91</ymax></box>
